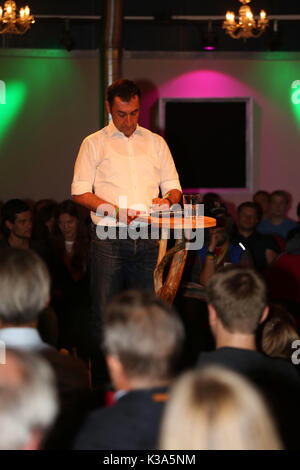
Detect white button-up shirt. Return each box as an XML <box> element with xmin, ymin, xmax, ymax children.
<box><xmin>71</xmin><ymin>120</ymin><xmax>181</xmax><ymax>224</ymax></box>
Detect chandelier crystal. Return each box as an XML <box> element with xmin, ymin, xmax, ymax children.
<box><xmin>0</xmin><ymin>0</ymin><xmax>35</xmax><ymax>35</ymax></box>
<box><xmin>223</xmin><ymin>0</ymin><xmax>268</xmax><ymax>39</ymax></box>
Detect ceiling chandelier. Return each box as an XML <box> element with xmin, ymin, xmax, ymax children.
<box><xmin>0</xmin><ymin>0</ymin><xmax>35</xmax><ymax>34</ymax></box>
<box><xmin>223</xmin><ymin>0</ymin><xmax>269</xmax><ymax>39</ymax></box>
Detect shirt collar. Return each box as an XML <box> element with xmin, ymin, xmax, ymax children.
<box><xmin>106</xmin><ymin>119</ymin><xmax>143</xmax><ymax>138</ymax></box>
<box><xmin>0</xmin><ymin>327</ymin><xmax>49</xmax><ymax>351</ymax></box>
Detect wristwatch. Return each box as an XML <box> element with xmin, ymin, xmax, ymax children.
<box><xmin>163</xmin><ymin>197</ymin><xmax>172</xmax><ymax>207</ymax></box>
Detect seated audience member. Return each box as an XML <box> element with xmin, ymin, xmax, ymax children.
<box><xmin>260</xmin><ymin>304</ymin><xmax>299</xmax><ymax>361</ymax></box>
<box><xmin>265</xmin><ymin>250</ymin><xmax>300</xmax><ymax>315</ymax></box>
<box><xmin>159</xmin><ymin>367</ymin><xmax>282</xmax><ymax>450</ymax></box>
<box><xmin>74</xmin><ymin>290</ymin><xmax>185</xmax><ymax>450</ymax></box>
<box><xmin>198</xmin><ymin>202</ymin><xmax>252</xmax><ymax>287</ymax></box>
<box><xmin>253</xmin><ymin>190</ymin><xmax>270</xmax><ymax>221</ymax></box>
<box><xmin>0</xmin><ymin>248</ymin><xmax>91</xmax><ymax>449</ymax></box>
<box><xmin>51</xmin><ymin>200</ymin><xmax>90</xmax><ymax>354</ymax></box>
<box><xmin>230</xmin><ymin>202</ymin><xmax>278</xmax><ymax>272</ymax></box>
<box><xmin>32</xmin><ymin>201</ymin><xmax>57</xmax><ymax>242</ymax></box>
<box><xmin>257</xmin><ymin>190</ymin><xmax>297</xmax><ymax>240</ymax></box>
<box><xmin>0</xmin><ymin>198</ymin><xmax>52</xmax><ymax>265</ymax></box>
<box><xmin>197</xmin><ymin>266</ymin><xmax>300</xmax><ymax>449</ymax></box>
<box><xmin>202</xmin><ymin>192</ymin><xmax>221</xmax><ymax>206</ymax></box>
<box><xmin>0</xmin><ymin>349</ymin><xmax>58</xmax><ymax>450</ymax></box>
<box><xmin>286</xmin><ymin>201</ymin><xmax>300</xmax><ymax>243</ymax></box>
<box><xmin>202</xmin><ymin>193</ymin><xmax>234</xmax><ymax>232</ymax></box>
<box><xmin>0</xmin><ymin>199</ymin><xmax>57</xmax><ymax>346</ymax></box>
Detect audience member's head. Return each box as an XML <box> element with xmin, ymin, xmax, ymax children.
<box><xmin>253</xmin><ymin>190</ymin><xmax>270</xmax><ymax>219</ymax></box>
<box><xmin>159</xmin><ymin>367</ymin><xmax>282</xmax><ymax>450</ymax></box>
<box><xmin>237</xmin><ymin>202</ymin><xmax>261</xmax><ymax>232</ymax></box>
<box><xmin>103</xmin><ymin>290</ymin><xmax>184</xmax><ymax>389</ymax></box>
<box><xmin>53</xmin><ymin>200</ymin><xmax>89</xmax><ymax>280</ymax></box>
<box><xmin>297</xmin><ymin>202</ymin><xmax>300</xmax><ymax>221</ymax></box>
<box><xmin>33</xmin><ymin>201</ymin><xmax>57</xmax><ymax>241</ymax></box>
<box><xmin>1</xmin><ymin>199</ymin><xmax>32</xmax><ymax>240</ymax></box>
<box><xmin>0</xmin><ymin>348</ymin><xmax>58</xmax><ymax>449</ymax></box>
<box><xmin>0</xmin><ymin>248</ymin><xmax>50</xmax><ymax>327</ymax></box>
<box><xmin>202</xmin><ymin>192</ymin><xmax>222</xmax><ymax>206</ymax></box>
<box><xmin>204</xmin><ymin>201</ymin><xmax>229</xmax><ymax>246</ymax></box>
<box><xmin>260</xmin><ymin>304</ymin><xmax>299</xmax><ymax>360</ymax></box>
<box><xmin>206</xmin><ymin>266</ymin><xmax>268</xmax><ymax>335</ymax></box>
<box><xmin>270</xmin><ymin>190</ymin><xmax>290</xmax><ymax>220</ymax></box>
<box><xmin>54</xmin><ymin>199</ymin><xmax>81</xmax><ymax>242</ymax></box>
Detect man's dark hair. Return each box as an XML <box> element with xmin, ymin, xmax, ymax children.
<box><xmin>107</xmin><ymin>79</ymin><xmax>141</xmax><ymax>108</ymax></box>
<box><xmin>253</xmin><ymin>190</ymin><xmax>270</xmax><ymax>201</ymax></box>
<box><xmin>1</xmin><ymin>199</ymin><xmax>30</xmax><ymax>237</ymax></box>
<box><xmin>103</xmin><ymin>290</ymin><xmax>184</xmax><ymax>381</ymax></box>
<box><xmin>270</xmin><ymin>190</ymin><xmax>290</xmax><ymax>205</ymax></box>
<box><xmin>297</xmin><ymin>202</ymin><xmax>300</xmax><ymax>218</ymax></box>
<box><xmin>206</xmin><ymin>266</ymin><xmax>267</xmax><ymax>334</ymax></box>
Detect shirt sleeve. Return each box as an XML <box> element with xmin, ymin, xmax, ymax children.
<box><xmin>71</xmin><ymin>137</ymin><xmax>98</xmax><ymax>196</ymax></box>
<box><xmin>157</xmin><ymin>135</ymin><xmax>182</xmax><ymax>196</ymax></box>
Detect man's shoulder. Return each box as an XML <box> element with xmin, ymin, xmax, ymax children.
<box><xmin>83</xmin><ymin>127</ymin><xmax>108</xmax><ymax>143</ymax></box>
<box><xmin>137</xmin><ymin>125</ymin><xmax>164</xmax><ymax>139</ymax></box>
<box><xmin>73</xmin><ymin>387</ymin><xmax>168</xmax><ymax>450</ymax></box>
<box><xmin>198</xmin><ymin>347</ymin><xmax>300</xmax><ymax>382</ymax></box>
<box><xmin>283</xmin><ymin>218</ymin><xmax>297</xmax><ymax>228</ymax></box>
<box><xmin>257</xmin><ymin>218</ymin><xmax>272</xmax><ymax>229</ymax></box>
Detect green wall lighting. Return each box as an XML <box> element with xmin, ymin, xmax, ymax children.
<box><xmin>0</xmin><ymin>80</ymin><xmax>6</xmax><ymax>104</ymax></box>
<box><xmin>0</xmin><ymin>80</ymin><xmax>27</xmax><ymax>145</ymax></box>
<box><xmin>290</xmin><ymin>80</ymin><xmax>300</xmax><ymax>128</ymax></box>
<box><xmin>291</xmin><ymin>80</ymin><xmax>300</xmax><ymax>105</ymax></box>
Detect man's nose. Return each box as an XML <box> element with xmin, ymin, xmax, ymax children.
<box><xmin>125</xmin><ymin>114</ymin><xmax>133</xmax><ymax>125</ymax></box>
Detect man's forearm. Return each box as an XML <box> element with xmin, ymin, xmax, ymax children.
<box><xmin>72</xmin><ymin>193</ymin><xmax>117</xmax><ymax>216</ymax></box>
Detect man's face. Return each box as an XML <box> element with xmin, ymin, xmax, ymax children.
<box><xmin>6</xmin><ymin>211</ymin><xmax>32</xmax><ymax>239</ymax></box>
<box><xmin>253</xmin><ymin>193</ymin><xmax>269</xmax><ymax>215</ymax></box>
<box><xmin>107</xmin><ymin>95</ymin><xmax>140</xmax><ymax>137</ymax></box>
<box><xmin>270</xmin><ymin>195</ymin><xmax>288</xmax><ymax>218</ymax></box>
<box><xmin>237</xmin><ymin>207</ymin><xmax>258</xmax><ymax>232</ymax></box>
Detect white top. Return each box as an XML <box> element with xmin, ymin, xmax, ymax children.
<box><xmin>0</xmin><ymin>327</ymin><xmax>49</xmax><ymax>352</ymax></box>
<box><xmin>71</xmin><ymin>120</ymin><xmax>181</xmax><ymax>225</ymax></box>
<box><xmin>65</xmin><ymin>240</ymin><xmax>74</xmax><ymax>254</ymax></box>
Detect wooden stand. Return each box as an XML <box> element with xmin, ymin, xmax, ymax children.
<box><xmin>136</xmin><ymin>214</ymin><xmax>216</xmax><ymax>303</ymax></box>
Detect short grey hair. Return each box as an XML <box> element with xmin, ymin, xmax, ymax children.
<box><xmin>103</xmin><ymin>290</ymin><xmax>185</xmax><ymax>381</ymax></box>
<box><xmin>0</xmin><ymin>248</ymin><xmax>50</xmax><ymax>325</ymax></box>
<box><xmin>0</xmin><ymin>349</ymin><xmax>58</xmax><ymax>449</ymax></box>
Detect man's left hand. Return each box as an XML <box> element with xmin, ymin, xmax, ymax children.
<box><xmin>151</xmin><ymin>198</ymin><xmax>171</xmax><ymax>212</ymax></box>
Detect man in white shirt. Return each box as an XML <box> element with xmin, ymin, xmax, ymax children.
<box><xmin>71</xmin><ymin>79</ymin><xmax>182</xmax><ymax>386</ymax></box>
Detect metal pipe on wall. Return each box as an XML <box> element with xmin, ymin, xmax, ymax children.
<box><xmin>100</xmin><ymin>0</ymin><xmax>123</xmax><ymax>127</ymax></box>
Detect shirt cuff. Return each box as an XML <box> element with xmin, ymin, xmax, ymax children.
<box><xmin>160</xmin><ymin>180</ymin><xmax>182</xmax><ymax>196</ymax></box>
<box><xmin>71</xmin><ymin>181</ymin><xmax>93</xmax><ymax>195</ymax></box>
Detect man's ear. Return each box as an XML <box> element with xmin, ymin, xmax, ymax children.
<box><xmin>106</xmin><ymin>354</ymin><xmax>124</xmax><ymax>380</ymax></box>
<box><xmin>208</xmin><ymin>304</ymin><xmax>217</xmax><ymax>327</ymax></box>
<box><xmin>259</xmin><ymin>306</ymin><xmax>269</xmax><ymax>324</ymax></box>
<box><xmin>106</xmin><ymin>354</ymin><xmax>120</xmax><ymax>373</ymax></box>
<box><xmin>105</xmin><ymin>100</ymin><xmax>111</xmax><ymax>116</ymax></box>
<box><xmin>5</xmin><ymin>220</ymin><xmax>12</xmax><ymax>231</ymax></box>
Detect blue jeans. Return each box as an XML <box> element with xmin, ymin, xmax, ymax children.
<box><xmin>89</xmin><ymin>225</ymin><xmax>159</xmax><ymax>385</ymax></box>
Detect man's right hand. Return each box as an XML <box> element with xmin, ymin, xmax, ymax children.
<box><xmin>116</xmin><ymin>208</ymin><xmax>141</xmax><ymax>225</ymax></box>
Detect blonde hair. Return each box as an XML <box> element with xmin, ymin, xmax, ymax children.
<box><xmin>159</xmin><ymin>367</ymin><xmax>282</xmax><ymax>450</ymax></box>
<box><xmin>261</xmin><ymin>305</ymin><xmax>299</xmax><ymax>359</ymax></box>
